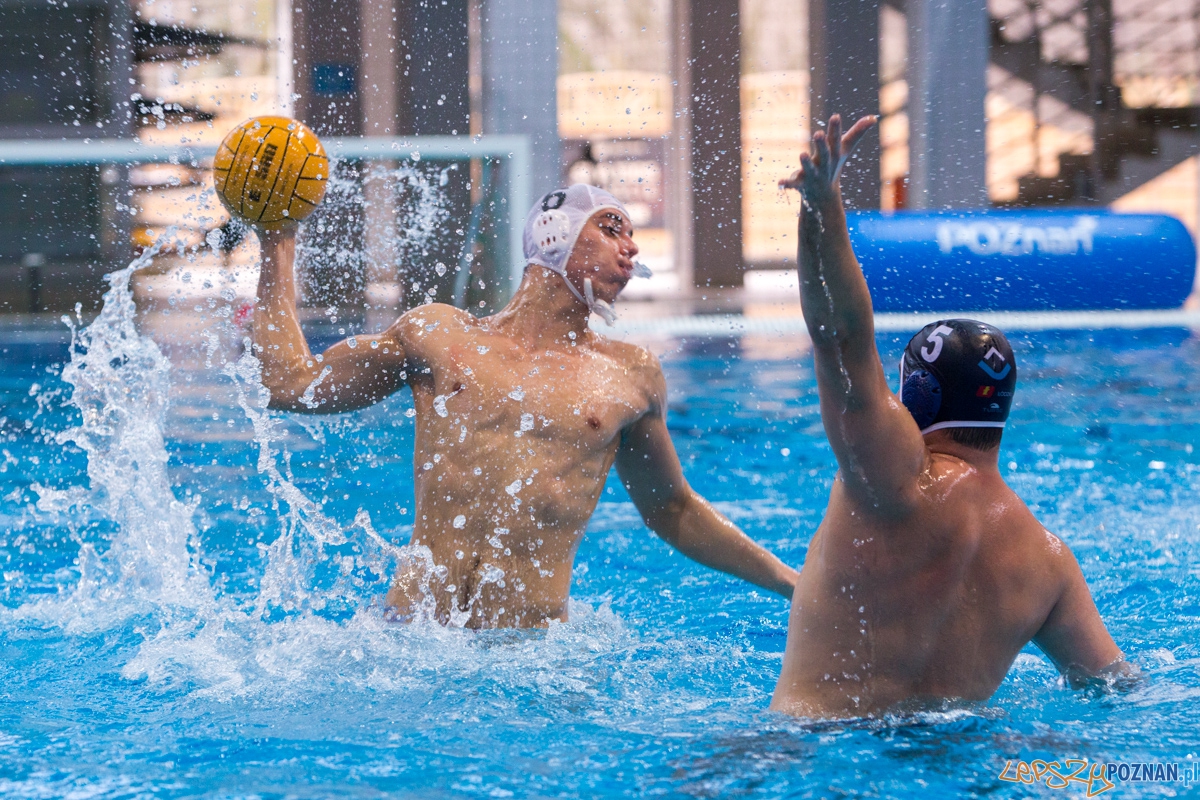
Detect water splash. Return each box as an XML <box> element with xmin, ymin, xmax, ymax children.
<box><xmin>296</xmin><ymin>158</ymin><xmax>451</xmax><ymax>305</ymax></box>
<box><xmin>4</xmin><ymin>163</ymin><xmax>632</xmax><ymax>707</ymax></box>
<box><xmin>10</xmin><ymin>226</ymin><xmax>407</xmax><ymax>672</ymax></box>
<box><xmin>221</xmin><ymin>343</ymin><xmax>402</xmax><ymax>620</ymax></box>
<box><xmin>21</xmin><ymin>232</ymin><xmax>215</xmax><ymax>630</ymax></box>
<box><xmin>17</xmin><ymin>156</ymin><xmax>457</xmax><ymax>628</ymax></box>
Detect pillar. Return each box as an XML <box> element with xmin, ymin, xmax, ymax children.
<box><xmin>360</xmin><ymin>0</ymin><xmax>401</xmax><ymax>318</ymax></box>
<box><xmin>906</xmin><ymin>0</ymin><xmax>988</xmax><ymax>209</ymax></box>
<box><xmin>477</xmin><ymin>0</ymin><xmax>558</xmax><ymax>300</ymax></box>
<box><xmin>479</xmin><ymin>0</ymin><xmax>558</xmax><ymax>200</ymax></box>
<box><xmin>294</xmin><ymin>0</ymin><xmax>363</xmax><ymax>137</ymax></box>
<box><xmin>688</xmin><ymin>0</ymin><xmax>744</xmax><ymax>288</ymax></box>
<box><xmin>407</xmin><ymin>1</ymin><xmax>470</xmax><ymax>136</ymax></box>
<box><xmin>809</xmin><ymin>0</ymin><xmax>882</xmax><ymax>210</ymax></box>
<box><xmin>668</xmin><ymin>0</ymin><xmax>694</xmax><ymax>293</ymax></box>
<box><xmin>404</xmin><ymin>0</ymin><xmax>472</xmax><ymax>307</ymax></box>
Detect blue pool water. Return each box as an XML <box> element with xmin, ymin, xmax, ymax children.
<box><xmin>1</xmin><ymin>264</ymin><xmax>1199</xmax><ymax>797</ymax></box>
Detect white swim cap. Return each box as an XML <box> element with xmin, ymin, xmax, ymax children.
<box><xmin>522</xmin><ymin>184</ymin><xmax>651</xmax><ymax>325</ymax></box>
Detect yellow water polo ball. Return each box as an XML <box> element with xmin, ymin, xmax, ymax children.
<box><xmin>213</xmin><ymin>116</ymin><xmax>328</xmax><ymax>229</ymax></box>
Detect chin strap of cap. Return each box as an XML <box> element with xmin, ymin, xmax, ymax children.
<box><xmin>581</xmin><ymin>262</ymin><xmax>652</xmax><ymax>325</ymax></box>
<box><xmin>583</xmin><ymin>278</ymin><xmax>616</xmax><ymax>325</ymax></box>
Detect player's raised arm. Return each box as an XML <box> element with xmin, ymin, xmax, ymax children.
<box><xmin>253</xmin><ymin>227</ymin><xmax>407</xmax><ymax>413</ymax></box>
<box><xmin>780</xmin><ymin>114</ymin><xmax>926</xmax><ymax>518</ymax></box>
<box><xmin>614</xmin><ymin>357</ymin><xmax>797</xmax><ymax>598</ymax></box>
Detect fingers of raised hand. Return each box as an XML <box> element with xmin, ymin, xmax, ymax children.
<box><xmin>778</xmin><ymin>167</ymin><xmax>805</xmax><ymax>191</ymax></box>
<box><xmin>840</xmin><ymin>115</ymin><xmax>878</xmax><ymax>158</ymax></box>
<box><xmin>781</xmin><ymin>114</ymin><xmax>876</xmax><ymax>193</ymax></box>
<box><xmin>799</xmin><ymin>151</ymin><xmax>818</xmax><ymax>180</ymax></box>
<box><xmin>811</xmin><ymin>130</ymin><xmax>831</xmax><ymax>175</ymax></box>
<box><xmin>785</xmin><ymin>114</ymin><xmax>868</xmax><ymax>192</ymax></box>
<box><xmin>826</xmin><ymin>114</ymin><xmax>843</xmax><ymax>166</ymax></box>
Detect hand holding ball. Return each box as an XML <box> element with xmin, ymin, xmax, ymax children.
<box><xmin>213</xmin><ymin>116</ymin><xmax>328</xmax><ymax>229</ymax></box>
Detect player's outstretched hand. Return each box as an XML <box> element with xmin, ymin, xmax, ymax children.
<box><xmin>779</xmin><ymin>114</ymin><xmax>877</xmax><ymax>206</ymax></box>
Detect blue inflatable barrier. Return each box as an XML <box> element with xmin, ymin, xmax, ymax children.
<box><xmin>845</xmin><ymin>210</ymin><xmax>1196</xmax><ymax>312</ymax></box>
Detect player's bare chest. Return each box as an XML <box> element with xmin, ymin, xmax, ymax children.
<box><xmin>414</xmin><ymin>340</ymin><xmax>648</xmax><ymax>442</ymax></box>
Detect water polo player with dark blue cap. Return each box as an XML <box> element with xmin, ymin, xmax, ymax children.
<box><xmin>898</xmin><ymin>319</ymin><xmax>1017</xmax><ymax>444</ymax></box>
<box><xmin>770</xmin><ymin>112</ymin><xmax>1134</xmax><ymax>719</ymax></box>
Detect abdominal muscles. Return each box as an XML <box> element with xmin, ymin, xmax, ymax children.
<box><xmin>391</xmin><ymin>380</ymin><xmax>622</xmax><ymax>628</ymax></box>
<box><xmin>386</xmin><ymin>532</ymin><xmax>580</xmax><ymax>629</ymax></box>
<box><xmin>389</xmin><ymin>453</ymin><xmax>601</xmax><ymax>629</ymax></box>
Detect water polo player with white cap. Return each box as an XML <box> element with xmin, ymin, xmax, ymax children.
<box><xmin>523</xmin><ymin>184</ymin><xmax>652</xmax><ymax>324</ymax></box>
<box><xmin>249</xmin><ymin>181</ymin><xmax>798</xmax><ymax>629</ymax></box>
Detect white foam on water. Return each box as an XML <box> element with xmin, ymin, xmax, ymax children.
<box><xmin>0</xmin><ymin>773</ymin><xmax>146</xmax><ymax>800</ymax></box>
<box><xmin>116</xmin><ymin>596</ymin><xmax>649</xmax><ymax>706</ymax></box>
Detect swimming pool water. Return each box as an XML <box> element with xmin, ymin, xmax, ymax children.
<box><xmin>1</xmin><ymin>269</ymin><xmax>1199</xmax><ymax>797</ymax></box>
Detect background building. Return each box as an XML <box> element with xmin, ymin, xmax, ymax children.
<box><xmin>2</xmin><ymin>0</ymin><xmax>1199</xmax><ymax>312</ymax></box>
<box><xmin>0</xmin><ymin>0</ymin><xmax>134</xmax><ymax>311</ymax></box>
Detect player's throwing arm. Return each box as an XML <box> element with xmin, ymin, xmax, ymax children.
<box><xmin>212</xmin><ymin>116</ymin><xmax>408</xmax><ymax>413</ymax></box>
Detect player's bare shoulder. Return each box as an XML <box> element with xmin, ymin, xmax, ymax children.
<box><xmin>587</xmin><ymin>332</ymin><xmax>666</xmax><ymax>408</ymax></box>
<box><xmin>391</xmin><ymin>302</ymin><xmax>481</xmax><ymax>358</ymax></box>
<box><xmin>918</xmin><ymin>451</ymin><xmax>981</xmax><ymax>502</ymax></box>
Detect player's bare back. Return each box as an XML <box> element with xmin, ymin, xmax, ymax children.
<box><xmin>770</xmin><ymin>113</ymin><xmax>1128</xmax><ymax>718</ymax></box>
<box><xmin>775</xmin><ymin>446</ymin><xmax>1089</xmax><ymax>717</ymax></box>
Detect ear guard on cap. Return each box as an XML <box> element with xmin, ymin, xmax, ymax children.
<box><xmin>533</xmin><ymin>209</ymin><xmax>571</xmax><ymax>259</ymax></box>
<box><xmin>900</xmin><ymin>367</ymin><xmax>942</xmax><ymax>431</ymax></box>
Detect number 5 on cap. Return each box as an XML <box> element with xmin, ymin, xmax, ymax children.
<box><xmin>921</xmin><ymin>325</ymin><xmax>954</xmax><ymax>362</ymax></box>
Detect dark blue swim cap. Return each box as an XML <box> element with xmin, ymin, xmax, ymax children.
<box><xmin>899</xmin><ymin>319</ymin><xmax>1016</xmax><ymax>434</ymax></box>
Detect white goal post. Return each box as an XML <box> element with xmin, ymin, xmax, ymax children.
<box><xmin>0</xmin><ymin>134</ymin><xmax>533</xmax><ymax>299</ymax></box>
